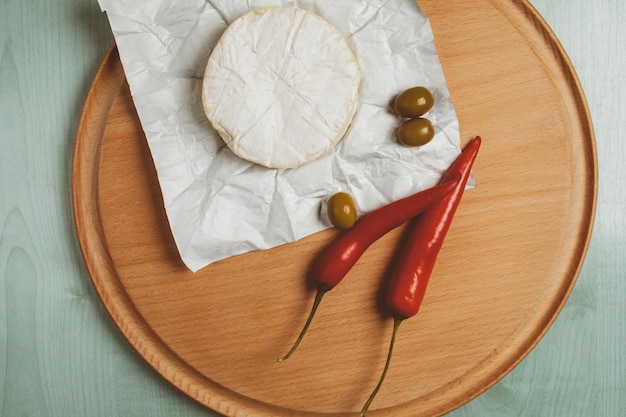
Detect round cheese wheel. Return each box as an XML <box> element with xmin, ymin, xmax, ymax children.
<box><xmin>202</xmin><ymin>7</ymin><xmax>361</xmax><ymax>169</ymax></box>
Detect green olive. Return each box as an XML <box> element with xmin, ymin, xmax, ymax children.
<box><xmin>327</xmin><ymin>192</ymin><xmax>357</xmax><ymax>230</ymax></box>
<box><xmin>397</xmin><ymin>118</ymin><xmax>435</xmax><ymax>147</ymax></box>
<box><xmin>393</xmin><ymin>86</ymin><xmax>435</xmax><ymax>118</ymax></box>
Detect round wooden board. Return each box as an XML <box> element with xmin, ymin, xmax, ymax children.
<box><xmin>72</xmin><ymin>1</ymin><xmax>596</xmax><ymax>416</ymax></box>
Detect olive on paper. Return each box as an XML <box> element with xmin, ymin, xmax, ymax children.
<box><xmin>397</xmin><ymin>118</ymin><xmax>435</xmax><ymax>147</ymax></box>
<box><xmin>393</xmin><ymin>87</ymin><xmax>434</xmax><ymax>118</ymax></box>
<box><xmin>327</xmin><ymin>192</ymin><xmax>357</xmax><ymax>230</ymax></box>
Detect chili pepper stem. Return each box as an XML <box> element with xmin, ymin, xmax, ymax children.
<box><xmin>360</xmin><ymin>316</ymin><xmax>404</xmax><ymax>417</ymax></box>
<box><xmin>277</xmin><ymin>288</ymin><xmax>327</xmax><ymax>362</ymax></box>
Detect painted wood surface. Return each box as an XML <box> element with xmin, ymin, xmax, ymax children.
<box><xmin>0</xmin><ymin>0</ymin><xmax>622</xmax><ymax>416</ymax></box>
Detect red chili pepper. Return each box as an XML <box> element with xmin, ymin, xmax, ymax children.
<box><xmin>361</xmin><ymin>136</ymin><xmax>481</xmax><ymax>416</ymax></box>
<box><xmin>277</xmin><ymin>176</ymin><xmax>461</xmax><ymax>362</ymax></box>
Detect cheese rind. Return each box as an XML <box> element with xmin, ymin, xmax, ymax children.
<box><xmin>202</xmin><ymin>7</ymin><xmax>361</xmax><ymax>169</ymax></box>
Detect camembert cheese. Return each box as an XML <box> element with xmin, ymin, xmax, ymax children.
<box><xmin>202</xmin><ymin>7</ymin><xmax>361</xmax><ymax>169</ymax></box>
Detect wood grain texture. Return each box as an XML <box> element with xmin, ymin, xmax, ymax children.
<box><xmin>447</xmin><ymin>1</ymin><xmax>625</xmax><ymax>417</ymax></box>
<box><xmin>1</xmin><ymin>1</ymin><xmax>208</xmax><ymax>417</ymax></box>
<box><xmin>1</xmin><ymin>0</ymin><xmax>623</xmax><ymax>417</ymax></box>
<box><xmin>71</xmin><ymin>1</ymin><xmax>595</xmax><ymax>416</ymax></box>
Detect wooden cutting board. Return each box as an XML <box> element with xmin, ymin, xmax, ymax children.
<box><xmin>72</xmin><ymin>0</ymin><xmax>596</xmax><ymax>416</ymax></box>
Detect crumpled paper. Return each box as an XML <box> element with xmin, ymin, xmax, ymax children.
<box><xmin>97</xmin><ymin>0</ymin><xmax>462</xmax><ymax>272</ymax></box>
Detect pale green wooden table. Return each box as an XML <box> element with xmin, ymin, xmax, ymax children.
<box><xmin>0</xmin><ymin>1</ymin><xmax>622</xmax><ymax>416</ymax></box>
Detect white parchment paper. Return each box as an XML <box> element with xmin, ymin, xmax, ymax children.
<box><xmin>97</xmin><ymin>0</ymin><xmax>462</xmax><ymax>272</ymax></box>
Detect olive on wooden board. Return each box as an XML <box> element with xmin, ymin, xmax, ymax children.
<box><xmin>393</xmin><ymin>86</ymin><xmax>435</xmax><ymax>118</ymax></box>
<box><xmin>397</xmin><ymin>118</ymin><xmax>435</xmax><ymax>147</ymax></box>
<box><xmin>327</xmin><ymin>192</ymin><xmax>357</xmax><ymax>229</ymax></box>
